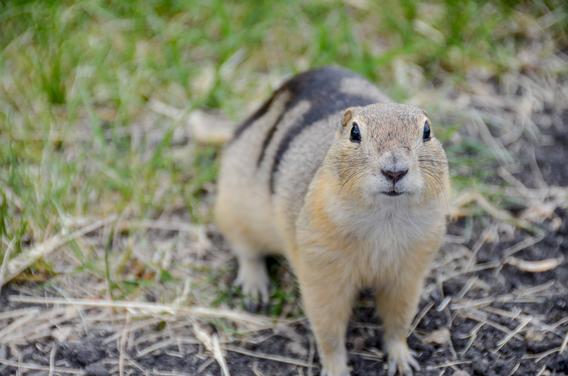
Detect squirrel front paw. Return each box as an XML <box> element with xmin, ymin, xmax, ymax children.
<box><xmin>320</xmin><ymin>349</ymin><xmax>350</xmax><ymax>376</ymax></box>
<box><xmin>321</xmin><ymin>363</ymin><xmax>350</xmax><ymax>376</ymax></box>
<box><xmin>385</xmin><ymin>339</ymin><xmax>420</xmax><ymax>376</ymax></box>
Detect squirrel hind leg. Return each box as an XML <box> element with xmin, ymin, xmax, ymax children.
<box><xmin>230</xmin><ymin>243</ymin><xmax>270</xmax><ymax>309</ymax></box>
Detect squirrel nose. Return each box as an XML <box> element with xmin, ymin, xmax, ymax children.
<box><xmin>381</xmin><ymin>169</ymin><xmax>408</xmax><ymax>183</ymax></box>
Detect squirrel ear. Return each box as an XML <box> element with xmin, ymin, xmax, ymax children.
<box><xmin>342</xmin><ymin>108</ymin><xmax>354</xmax><ymax>128</ymax></box>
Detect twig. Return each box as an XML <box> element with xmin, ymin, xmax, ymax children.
<box><xmin>0</xmin><ymin>358</ymin><xmax>84</xmax><ymax>375</ymax></box>
<box><xmin>536</xmin><ymin>365</ymin><xmax>547</xmax><ymax>376</ymax></box>
<box><xmin>8</xmin><ymin>295</ymin><xmax>273</xmax><ymax>326</ymax></box>
<box><xmin>0</xmin><ymin>310</ymin><xmax>40</xmax><ymax>340</ymax></box>
<box><xmin>136</xmin><ymin>339</ymin><xmax>174</xmax><ymax>358</ymax></box>
<box><xmin>459</xmin><ymin>322</ymin><xmax>484</xmax><ymax>356</ymax></box>
<box><xmin>104</xmin><ymin>317</ymin><xmax>165</xmax><ymax>345</ymax></box>
<box><xmin>49</xmin><ymin>344</ymin><xmax>57</xmax><ymax>376</ymax></box>
<box><xmin>196</xmin><ymin>358</ymin><xmax>215</xmax><ymax>374</ymax></box>
<box><xmin>503</xmin><ymin>235</ymin><xmax>545</xmax><ymax>258</ymax></box>
<box><xmin>470</xmin><ymin>110</ymin><xmax>512</xmax><ymax>164</ymax></box>
<box><xmin>514</xmin><ymin>281</ymin><xmax>557</xmax><ymax>297</ymax></box>
<box><xmin>457</xmin><ymin>308</ymin><xmax>523</xmax><ymax>340</ymax></box>
<box><xmin>119</xmin><ymin>313</ymin><xmax>131</xmax><ymax>376</ymax></box>
<box><xmin>481</xmin><ymin>305</ymin><xmax>561</xmax><ymax>337</ymax></box>
<box><xmin>451</xmin><ymin>191</ymin><xmax>536</xmax><ymax>233</ymax></box>
<box><xmin>0</xmin><ymin>307</ymin><xmax>40</xmax><ymax>321</ymax></box>
<box><xmin>442</xmin><ymin>260</ymin><xmax>501</xmax><ymax>282</ymax></box>
<box><xmin>307</xmin><ymin>336</ymin><xmax>315</xmax><ymax>376</ymax></box>
<box><xmin>530</xmin><ymin>347</ymin><xmax>561</xmax><ymax>362</ymax></box>
<box><xmin>505</xmin><ymin>256</ymin><xmax>564</xmax><ymax>273</ymax></box>
<box><xmin>451</xmin><ymin>292</ymin><xmax>544</xmax><ymax>310</ymax></box>
<box><xmin>560</xmin><ymin>331</ymin><xmax>568</xmax><ymax>354</ymax></box>
<box><xmin>1</xmin><ymin>307</ymin><xmax>73</xmax><ymax>343</ymax></box>
<box><xmin>410</xmin><ymin>301</ymin><xmax>434</xmax><ymax>333</ymax></box>
<box><xmin>0</xmin><ymin>216</ymin><xmax>117</xmax><ymax>287</ymax></box>
<box><xmin>552</xmin><ymin>316</ymin><xmax>568</xmax><ymax>329</ymax></box>
<box><xmin>428</xmin><ymin>360</ymin><xmax>472</xmax><ymax>369</ymax></box>
<box><xmin>0</xmin><ymin>238</ymin><xmax>15</xmax><ymax>294</ymax></box>
<box><xmin>193</xmin><ymin>323</ymin><xmax>230</xmax><ymax>376</ymax></box>
<box><xmin>349</xmin><ymin>350</ymin><xmax>384</xmax><ymax>361</ymax></box>
<box><xmin>252</xmin><ymin>361</ymin><xmax>266</xmax><ymax>376</ymax></box>
<box><xmin>495</xmin><ymin>317</ymin><xmax>531</xmax><ymax>352</ymax></box>
<box><xmin>136</xmin><ymin>338</ymin><xmax>199</xmax><ymax>358</ymax></box>
<box><xmin>126</xmin><ymin>357</ymin><xmax>149</xmax><ymax>374</ymax></box>
<box><xmin>508</xmin><ymin>362</ymin><xmax>521</xmax><ymax>376</ymax></box>
<box><xmin>224</xmin><ymin>345</ymin><xmax>314</xmax><ymax>368</ymax></box>
<box><xmin>117</xmin><ymin>219</ymin><xmax>204</xmax><ymax>235</ymax></box>
<box><xmin>150</xmin><ymin>369</ymin><xmax>190</xmax><ymax>376</ymax></box>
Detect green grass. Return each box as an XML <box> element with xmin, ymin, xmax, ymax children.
<box><xmin>0</xmin><ymin>0</ymin><xmax>566</xmax><ymax>302</ymax></box>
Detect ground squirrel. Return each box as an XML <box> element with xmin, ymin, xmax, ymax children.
<box><xmin>215</xmin><ymin>66</ymin><xmax>450</xmax><ymax>375</ymax></box>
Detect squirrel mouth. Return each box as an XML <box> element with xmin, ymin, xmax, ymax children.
<box><xmin>382</xmin><ymin>190</ymin><xmax>404</xmax><ymax>197</ymax></box>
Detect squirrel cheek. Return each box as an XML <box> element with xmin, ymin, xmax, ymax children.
<box><xmin>368</xmin><ymin>173</ymin><xmax>394</xmax><ymax>196</ymax></box>
<box><xmin>407</xmin><ymin>170</ymin><xmax>426</xmax><ymax>193</ymax></box>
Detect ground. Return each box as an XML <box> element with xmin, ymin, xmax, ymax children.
<box><xmin>1</xmin><ymin>1</ymin><xmax>567</xmax><ymax>375</ymax></box>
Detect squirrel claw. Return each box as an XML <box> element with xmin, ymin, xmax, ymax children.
<box><xmin>386</xmin><ymin>342</ymin><xmax>420</xmax><ymax>376</ymax></box>
<box><xmin>235</xmin><ymin>265</ymin><xmax>270</xmax><ymax>311</ymax></box>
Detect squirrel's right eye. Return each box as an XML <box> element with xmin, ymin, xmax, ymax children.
<box><xmin>350</xmin><ymin>123</ymin><xmax>361</xmax><ymax>143</ymax></box>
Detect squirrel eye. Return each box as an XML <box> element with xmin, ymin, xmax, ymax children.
<box><xmin>423</xmin><ymin>120</ymin><xmax>431</xmax><ymax>142</ymax></box>
<box><xmin>350</xmin><ymin>122</ymin><xmax>361</xmax><ymax>143</ymax></box>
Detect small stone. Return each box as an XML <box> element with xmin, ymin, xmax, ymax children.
<box><xmin>85</xmin><ymin>363</ymin><xmax>109</xmax><ymax>376</ymax></box>
<box><xmin>352</xmin><ymin>336</ymin><xmax>366</xmax><ymax>352</ymax></box>
<box><xmin>524</xmin><ymin>328</ymin><xmax>545</xmax><ymax>343</ymax></box>
<box><xmin>285</xmin><ymin>341</ymin><xmax>307</xmax><ymax>357</ymax></box>
<box><xmin>423</xmin><ymin>328</ymin><xmax>451</xmax><ymax>345</ymax></box>
<box><xmin>453</xmin><ymin>371</ymin><xmax>470</xmax><ymax>376</ymax></box>
<box><xmin>52</xmin><ymin>327</ymin><xmax>72</xmax><ymax>342</ymax></box>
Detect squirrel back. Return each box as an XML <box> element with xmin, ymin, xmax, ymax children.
<box><xmin>216</xmin><ymin>67</ymin><xmax>391</xmax><ymax>251</ymax></box>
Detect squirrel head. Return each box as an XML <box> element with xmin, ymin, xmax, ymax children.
<box><xmin>328</xmin><ymin>103</ymin><xmax>449</xmax><ymax>206</ymax></box>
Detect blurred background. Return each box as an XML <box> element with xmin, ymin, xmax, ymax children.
<box><xmin>1</xmin><ymin>0</ymin><xmax>566</xmax><ymax>229</ymax></box>
<box><xmin>0</xmin><ymin>1</ymin><xmax>567</xmax><ymax>375</ymax></box>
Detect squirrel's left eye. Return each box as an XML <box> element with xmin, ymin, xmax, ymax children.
<box><xmin>423</xmin><ymin>120</ymin><xmax>431</xmax><ymax>142</ymax></box>
<box><xmin>350</xmin><ymin>122</ymin><xmax>361</xmax><ymax>143</ymax></box>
